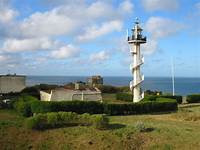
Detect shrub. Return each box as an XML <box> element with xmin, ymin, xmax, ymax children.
<box><xmin>92</xmin><ymin>114</ymin><xmax>109</xmax><ymax>129</ymax></box>
<box><xmin>25</xmin><ymin>113</ymin><xmax>47</xmax><ymax>129</ymax></box>
<box><xmin>14</xmin><ymin>95</ymin><xmax>38</xmax><ymax>117</ymax></box>
<box><xmin>116</xmin><ymin>93</ymin><xmax>132</xmax><ymax>102</ymax></box>
<box><xmin>186</xmin><ymin>94</ymin><xmax>200</xmax><ymax>103</ymax></box>
<box><xmin>25</xmin><ymin>112</ymin><xmax>109</xmax><ymax>130</ymax></box>
<box><xmin>97</xmin><ymin>85</ymin><xmax>119</xmax><ymax>93</ymax></box>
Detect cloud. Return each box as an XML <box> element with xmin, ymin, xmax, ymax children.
<box><xmin>141</xmin><ymin>0</ymin><xmax>179</xmax><ymax>12</ymax></box>
<box><xmin>77</xmin><ymin>20</ymin><xmax>123</xmax><ymax>42</ymax></box>
<box><xmin>18</xmin><ymin>1</ymin><xmax>133</xmax><ymax>39</ymax></box>
<box><xmin>141</xmin><ymin>39</ymin><xmax>158</xmax><ymax>55</ymax></box>
<box><xmin>0</xmin><ymin>54</ymin><xmax>8</xmax><ymax>62</ymax></box>
<box><xmin>89</xmin><ymin>51</ymin><xmax>110</xmax><ymax>63</ymax></box>
<box><xmin>145</xmin><ymin>17</ymin><xmax>184</xmax><ymax>39</ymax></box>
<box><xmin>50</xmin><ymin>45</ymin><xmax>80</xmax><ymax>59</ymax></box>
<box><xmin>119</xmin><ymin>0</ymin><xmax>134</xmax><ymax>14</ymax></box>
<box><xmin>0</xmin><ymin>0</ymin><xmax>18</xmax><ymax>23</ymax></box>
<box><xmin>1</xmin><ymin>38</ymin><xmax>57</xmax><ymax>52</ymax></box>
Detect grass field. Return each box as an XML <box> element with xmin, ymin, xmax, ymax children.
<box><xmin>1</xmin><ymin>105</ymin><xmax>200</xmax><ymax>150</ymax></box>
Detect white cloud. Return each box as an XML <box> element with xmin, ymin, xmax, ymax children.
<box><xmin>119</xmin><ymin>0</ymin><xmax>134</xmax><ymax>14</ymax></box>
<box><xmin>142</xmin><ymin>0</ymin><xmax>179</xmax><ymax>12</ymax></box>
<box><xmin>145</xmin><ymin>17</ymin><xmax>183</xmax><ymax>39</ymax></box>
<box><xmin>0</xmin><ymin>8</ymin><xmax>18</xmax><ymax>23</ymax></box>
<box><xmin>77</xmin><ymin>20</ymin><xmax>123</xmax><ymax>42</ymax></box>
<box><xmin>0</xmin><ymin>0</ymin><xmax>18</xmax><ymax>23</ymax></box>
<box><xmin>89</xmin><ymin>51</ymin><xmax>110</xmax><ymax>63</ymax></box>
<box><xmin>141</xmin><ymin>39</ymin><xmax>158</xmax><ymax>55</ymax></box>
<box><xmin>1</xmin><ymin>38</ymin><xmax>56</xmax><ymax>52</ymax></box>
<box><xmin>20</xmin><ymin>11</ymin><xmax>80</xmax><ymax>38</ymax></box>
<box><xmin>0</xmin><ymin>55</ymin><xmax>8</xmax><ymax>62</ymax></box>
<box><xmin>50</xmin><ymin>45</ymin><xmax>80</xmax><ymax>59</ymax></box>
<box><xmin>18</xmin><ymin>1</ymin><xmax>133</xmax><ymax>39</ymax></box>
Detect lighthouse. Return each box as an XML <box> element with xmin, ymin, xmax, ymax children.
<box><xmin>127</xmin><ymin>18</ymin><xmax>146</xmax><ymax>102</ymax></box>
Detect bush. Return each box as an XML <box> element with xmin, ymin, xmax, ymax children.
<box><xmin>92</xmin><ymin>114</ymin><xmax>109</xmax><ymax>129</ymax></box>
<box><xmin>186</xmin><ymin>94</ymin><xmax>200</xmax><ymax>103</ymax></box>
<box><xmin>116</xmin><ymin>93</ymin><xmax>132</xmax><ymax>102</ymax></box>
<box><xmin>14</xmin><ymin>96</ymin><xmax>38</xmax><ymax>117</ymax></box>
<box><xmin>25</xmin><ymin>112</ymin><xmax>109</xmax><ymax>130</ymax></box>
<box><xmin>97</xmin><ymin>85</ymin><xmax>119</xmax><ymax>93</ymax></box>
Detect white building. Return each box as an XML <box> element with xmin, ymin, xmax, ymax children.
<box><xmin>0</xmin><ymin>74</ymin><xmax>26</xmax><ymax>94</ymax></box>
<box><xmin>127</xmin><ymin>19</ymin><xmax>147</xmax><ymax>102</ymax></box>
<box><xmin>40</xmin><ymin>88</ymin><xmax>102</xmax><ymax>102</ymax></box>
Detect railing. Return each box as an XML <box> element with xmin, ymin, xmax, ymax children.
<box><xmin>128</xmin><ymin>35</ymin><xmax>146</xmax><ymax>42</ymax></box>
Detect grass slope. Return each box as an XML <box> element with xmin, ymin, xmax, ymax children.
<box><xmin>1</xmin><ymin>106</ymin><xmax>200</xmax><ymax>150</ymax></box>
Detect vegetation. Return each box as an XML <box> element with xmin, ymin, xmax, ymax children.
<box><xmin>14</xmin><ymin>95</ymin><xmax>38</xmax><ymax>117</ymax></box>
<box><xmin>1</xmin><ymin>106</ymin><xmax>200</xmax><ymax>149</ymax></box>
<box><xmin>116</xmin><ymin>92</ymin><xmax>132</xmax><ymax>102</ymax></box>
<box><xmin>186</xmin><ymin>94</ymin><xmax>200</xmax><ymax>103</ymax></box>
<box><xmin>26</xmin><ymin>112</ymin><xmax>109</xmax><ymax>130</ymax></box>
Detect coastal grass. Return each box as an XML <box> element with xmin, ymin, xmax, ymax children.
<box><xmin>1</xmin><ymin>106</ymin><xmax>200</xmax><ymax>150</ymax></box>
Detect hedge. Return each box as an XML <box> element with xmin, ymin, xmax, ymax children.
<box><xmin>25</xmin><ymin>112</ymin><xmax>109</xmax><ymax>130</ymax></box>
<box><xmin>116</xmin><ymin>93</ymin><xmax>132</xmax><ymax>102</ymax></box>
<box><xmin>31</xmin><ymin>100</ymin><xmax>104</xmax><ymax>115</ymax></box>
<box><xmin>186</xmin><ymin>94</ymin><xmax>200</xmax><ymax>103</ymax></box>
<box><xmin>30</xmin><ymin>99</ymin><xmax>177</xmax><ymax>116</ymax></box>
<box><xmin>104</xmin><ymin>98</ymin><xmax>177</xmax><ymax>115</ymax></box>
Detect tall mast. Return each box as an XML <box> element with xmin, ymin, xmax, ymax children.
<box><xmin>171</xmin><ymin>57</ymin><xmax>175</xmax><ymax>96</ymax></box>
<box><xmin>127</xmin><ymin>18</ymin><xmax>147</xmax><ymax>102</ymax></box>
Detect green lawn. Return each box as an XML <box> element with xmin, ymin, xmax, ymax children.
<box><xmin>1</xmin><ymin>106</ymin><xmax>200</xmax><ymax>150</ymax></box>
<box><xmin>102</xmin><ymin>93</ymin><xmax>130</xmax><ymax>103</ymax></box>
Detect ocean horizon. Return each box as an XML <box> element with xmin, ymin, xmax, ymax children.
<box><xmin>26</xmin><ymin>76</ymin><xmax>200</xmax><ymax>96</ymax></box>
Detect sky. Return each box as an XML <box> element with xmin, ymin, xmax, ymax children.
<box><xmin>0</xmin><ymin>0</ymin><xmax>200</xmax><ymax>77</ymax></box>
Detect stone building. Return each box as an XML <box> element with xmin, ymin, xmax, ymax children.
<box><xmin>0</xmin><ymin>74</ymin><xmax>26</xmax><ymax>94</ymax></box>
<box><xmin>87</xmin><ymin>76</ymin><xmax>103</xmax><ymax>87</ymax></box>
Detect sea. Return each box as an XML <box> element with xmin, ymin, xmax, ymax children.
<box><xmin>26</xmin><ymin>76</ymin><xmax>200</xmax><ymax>96</ymax></box>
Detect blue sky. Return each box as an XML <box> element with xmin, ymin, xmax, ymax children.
<box><xmin>0</xmin><ymin>0</ymin><xmax>200</xmax><ymax>77</ymax></box>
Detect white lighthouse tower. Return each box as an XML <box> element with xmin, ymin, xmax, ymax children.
<box><xmin>128</xmin><ymin>18</ymin><xmax>146</xmax><ymax>103</ymax></box>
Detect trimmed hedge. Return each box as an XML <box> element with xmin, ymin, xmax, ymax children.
<box><xmin>104</xmin><ymin>98</ymin><xmax>177</xmax><ymax>115</ymax></box>
<box><xmin>31</xmin><ymin>100</ymin><xmax>104</xmax><ymax>115</ymax></box>
<box><xmin>186</xmin><ymin>94</ymin><xmax>200</xmax><ymax>103</ymax></box>
<box><xmin>30</xmin><ymin>98</ymin><xmax>177</xmax><ymax>116</ymax></box>
<box><xmin>25</xmin><ymin>112</ymin><xmax>109</xmax><ymax>130</ymax></box>
<box><xmin>14</xmin><ymin>96</ymin><xmax>178</xmax><ymax>117</ymax></box>
<box><xmin>116</xmin><ymin>93</ymin><xmax>132</xmax><ymax>102</ymax></box>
